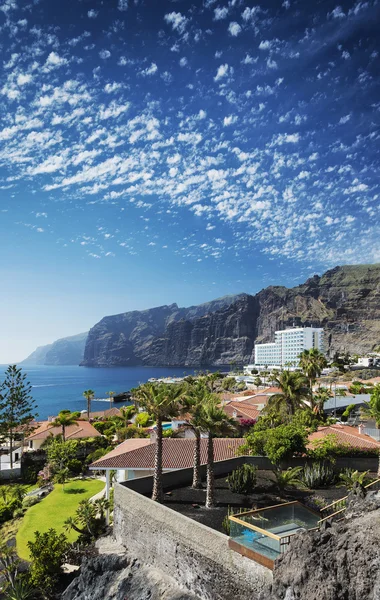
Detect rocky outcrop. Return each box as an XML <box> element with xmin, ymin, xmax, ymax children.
<box><xmin>271</xmin><ymin>489</ymin><xmax>380</xmax><ymax>600</ymax></box>
<box><xmin>82</xmin><ymin>264</ymin><xmax>380</xmax><ymax>367</ymax></box>
<box><xmin>62</xmin><ymin>553</ymin><xmax>199</xmax><ymax>600</ymax></box>
<box><xmin>21</xmin><ymin>332</ymin><xmax>88</xmax><ymax>366</ymax></box>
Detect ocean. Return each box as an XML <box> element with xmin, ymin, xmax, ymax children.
<box><xmin>0</xmin><ymin>365</ymin><xmax>218</xmax><ymax>420</ymax></box>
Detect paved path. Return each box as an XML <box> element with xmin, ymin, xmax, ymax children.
<box><xmin>89</xmin><ymin>476</ymin><xmax>106</xmax><ymax>502</ymax></box>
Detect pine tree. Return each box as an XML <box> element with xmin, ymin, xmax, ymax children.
<box><xmin>0</xmin><ymin>365</ymin><xmax>37</xmax><ymax>469</ymax></box>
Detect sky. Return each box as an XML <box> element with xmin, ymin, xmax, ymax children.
<box><xmin>0</xmin><ymin>0</ymin><xmax>379</xmax><ymax>362</ymax></box>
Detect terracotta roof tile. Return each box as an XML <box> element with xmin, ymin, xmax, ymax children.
<box><xmin>223</xmin><ymin>402</ymin><xmax>260</xmax><ymax>421</ymax></box>
<box><xmin>308</xmin><ymin>425</ymin><xmax>380</xmax><ymax>450</ymax></box>
<box><xmin>90</xmin><ymin>437</ymin><xmax>245</xmax><ymax>470</ymax></box>
<box><xmin>26</xmin><ymin>420</ymin><xmax>101</xmax><ymax>441</ymax></box>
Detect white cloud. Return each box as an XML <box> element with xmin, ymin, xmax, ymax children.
<box><xmin>87</xmin><ymin>9</ymin><xmax>98</xmax><ymax>18</ymax></box>
<box><xmin>242</xmin><ymin>7</ymin><xmax>260</xmax><ymax>21</ymax></box>
<box><xmin>214</xmin><ymin>6</ymin><xmax>228</xmax><ymax>20</ymax></box>
<box><xmin>164</xmin><ymin>12</ymin><xmax>188</xmax><ymax>34</ymax></box>
<box><xmin>339</xmin><ymin>114</ymin><xmax>351</xmax><ymax>124</ymax></box>
<box><xmin>228</xmin><ymin>22</ymin><xmax>242</xmax><ymax>36</ymax></box>
<box><xmin>267</xmin><ymin>58</ymin><xmax>278</xmax><ymax>69</ymax></box>
<box><xmin>271</xmin><ymin>133</ymin><xmax>300</xmax><ymax>146</ymax></box>
<box><xmin>242</xmin><ymin>54</ymin><xmax>257</xmax><ymax>65</ymax></box>
<box><xmin>214</xmin><ymin>63</ymin><xmax>230</xmax><ymax>81</ymax></box>
<box><xmin>17</xmin><ymin>73</ymin><xmax>32</xmax><ymax>86</ymax></box>
<box><xmin>223</xmin><ymin>115</ymin><xmax>237</xmax><ymax>126</ymax></box>
<box><xmin>44</xmin><ymin>52</ymin><xmax>68</xmax><ymax>70</ymax></box>
<box><xmin>118</xmin><ymin>0</ymin><xmax>128</xmax><ymax>11</ymax></box>
<box><xmin>99</xmin><ymin>50</ymin><xmax>111</xmax><ymax>59</ymax></box>
<box><xmin>179</xmin><ymin>57</ymin><xmax>188</xmax><ymax>67</ymax></box>
<box><xmin>104</xmin><ymin>82</ymin><xmax>121</xmax><ymax>93</ymax></box>
<box><xmin>140</xmin><ymin>63</ymin><xmax>158</xmax><ymax>76</ymax></box>
<box><xmin>259</xmin><ymin>40</ymin><xmax>274</xmax><ymax>50</ymax></box>
<box><xmin>329</xmin><ymin>6</ymin><xmax>346</xmax><ymax>18</ymax></box>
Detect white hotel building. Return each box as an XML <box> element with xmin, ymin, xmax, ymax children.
<box><xmin>251</xmin><ymin>327</ymin><xmax>325</xmax><ymax>369</ymax></box>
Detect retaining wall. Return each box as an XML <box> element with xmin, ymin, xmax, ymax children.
<box><xmin>114</xmin><ymin>481</ymin><xmax>272</xmax><ymax>600</ymax></box>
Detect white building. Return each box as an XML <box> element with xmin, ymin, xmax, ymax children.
<box><xmin>252</xmin><ymin>327</ymin><xmax>324</xmax><ymax>368</ymax></box>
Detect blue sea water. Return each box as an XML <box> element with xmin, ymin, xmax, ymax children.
<box><xmin>0</xmin><ymin>365</ymin><xmax>217</xmax><ymax>420</ymax></box>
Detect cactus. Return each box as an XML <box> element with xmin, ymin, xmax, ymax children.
<box><xmin>227</xmin><ymin>464</ymin><xmax>257</xmax><ymax>495</ymax></box>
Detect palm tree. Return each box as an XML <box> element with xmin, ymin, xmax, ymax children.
<box><xmin>299</xmin><ymin>349</ymin><xmax>328</xmax><ymax>409</ymax></box>
<box><xmin>364</xmin><ymin>384</ymin><xmax>380</xmax><ymax>476</ymax></box>
<box><xmin>197</xmin><ymin>397</ymin><xmax>236</xmax><ymax>508</ymax></box>
<box><xmin>181</xmin><ymin>381</ymin><xmax>209</xmax><ymax>489</ymax></box>
<box><xmin>83</xmin><ymin>389</ymin><xmax>95</xmax><ymax>419</ymax></box>
<box><xmin>52</xmin><ymin>410</ymin><xmax>79</xmax><ymax>442</ymax></box>
<box><xmin>269</xmin><ymin>371</ymin><xmax>309</xmax><ymax>416</ymax></box>
<box><xmin>106</xmin><ymin>390</ymin><xmax>115</xmax><ymax>407</ymax></box>
<box><xmin>313</xmin><ymin>388</ymin><xmax>331</xmax><ymax>417</ymax></box>
<box><xmin>134</xmin><ymin>382</ymin><xmax>183</xmax><ymax>502</ymax></box>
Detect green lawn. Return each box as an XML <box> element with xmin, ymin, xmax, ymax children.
<box><xmin>17</xmin><ymin>478</ymin><xmax>104</xmax><ymax>560</ymax></box>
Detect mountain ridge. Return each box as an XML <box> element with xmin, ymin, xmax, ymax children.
<box><xmin>21</xmin><ymin>265</ymin><xmax>380</xmax><ymax>367</ymax></box>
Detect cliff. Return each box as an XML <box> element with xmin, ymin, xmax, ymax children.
<box><xmin>21</xmin><ymin>332</ymin><xmax>88</xmax><ymax>366</ymax></box>
<box><xmin>82</xmin><ymin>264</ymin><xmax>380</xmax><ymax>367</ymax></box>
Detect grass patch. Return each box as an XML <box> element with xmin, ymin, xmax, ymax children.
<box><xmin>16</xmin><ymin>478</ymin><xmax>104</xmax><ymax>561</ymax></box>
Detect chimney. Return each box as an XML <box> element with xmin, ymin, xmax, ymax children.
<box><xmin>358</xmin><ymin>423</ymin><xmax>365</xmax><ymax>435</ymax></box>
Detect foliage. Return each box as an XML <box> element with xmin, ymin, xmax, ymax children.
<box><xmin>240</xmin><ymin>423</ymin><xmax>308</xmax><ymax>465</ymax></box>
<box><xmin>64</xmin><ymin>497</ymin><xmax>109</xmax><ymax>540</ymax></box>
<box><xmin>273</xmin><ymin>466</ymin><xmax>304</xmax><ymax>490</ymax></box>
<box><xmin>3</xmin><ymin>578</ymin><xmax>34</xmax><ymax>600</ymax></box>
<box><xmin>301</xmin><ymin>462</ymin><xmax>336</xmax><ymax>488</ymax></box>
<box><xmin>22</xmin><ymin>495</ymin><xmax>40</xmax><ymax>508</ymax></box>
<box><xmin>83</xmin><ymin>389</ymin><xmax>95</xmax><ymax>418</ymax></box>
<box><xmin>123</xmin><ymin>424</ymin><xmax>150</xmax><ymax>439</ymax></box>
<box><xmin>341</xmin><ymin>403</ymin><xmax>357</xmax><ymax>421</ymax></box>
<box><xmin>134</xmin><ymin>411</ymin><xmax>152</xmax><ymax>427</ymax></box>
<box><xmin>227</xmin><ymin>464</ymin><xmax>257</xmax><ymax>494</ymax></box>
<box><xmin>0</xmin><ymin>365</ymin><xmax>37</xmax><ymax>469</ymax></box>
<box><xmin>67</xmin><ymin>458</ymin><xmax>83</xmax><ymax>475</ymax></box>
<box><xmin>46</xmin><ymin>438</ymin><xmax>78</xmax><ymax>473</ymax></box>
<box><xmin>221</xmin><ymin>377</ymin><xmax>237</xmax><ymax>391</ymax></box>
<box><xmin>27</xmin><ymin>528</ymin><xmax>69</xmax><ymax>598</ymax></box>
<box><xmin>51</xmin><ymin>410</ymin><xmax>80</xmax><ymax>442</ymax></box>
<box><xmin>365</xmin><ymin>383</ymin><xmax>380</xmax><ymax>428</ymax></box>
<box><xmin>0</xmin><ymin>542</ymin><xmax>22</xmax><ymax>597</ymax></box>
<box><xmin>222</xmin><ymin>506</ymin><xmax>250</xmax><ymax>535</ymax></box>
<box><xmin>339</xmin><ymin>469</ymin><xmax>372</xmax><ymax>490</ymax></box>
<box><xmin>85</xmin><ymin>447</ymin><xmax>109</xmax><ymax>465</ymax></box>
<box><xmin>267</xmin><ymin>371</ymin><xmax>309</xmax><ymax>416</ymax></box>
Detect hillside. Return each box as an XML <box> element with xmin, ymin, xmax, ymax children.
<box><xmin>81</xmin><ymin>264</ymin><xmax>380</xmax><ymax>367</ymax></box>
<box><xmin>21</xmin><ymin>332</ymin><xmax>88</xmax><ymax>366</ymax></box>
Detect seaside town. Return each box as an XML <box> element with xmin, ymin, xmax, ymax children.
<box><xmin>2</xmin><ymin>322</ymin><xmax>380</xmax><ymax>598</ymax></box>
<box><xmin>1</xmin><ymin>0</ymin><xmax>379</xmax><ymax>597</ymax></box>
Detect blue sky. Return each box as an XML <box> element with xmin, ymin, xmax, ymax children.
<box><xmin>0</xmin><ymin>0</ymin><xmax>379</xmax><ymax>362</ymax></box>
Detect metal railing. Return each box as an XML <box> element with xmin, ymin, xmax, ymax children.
<box><xmin>318</xmin><ymin>477</ymin><xmax>380</xmax><ymax>525</ymax></box>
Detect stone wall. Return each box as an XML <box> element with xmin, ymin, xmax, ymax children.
<box><xmin>113</xmin><ymin>482</ymin><xmax>272</xmax><ymax>600</ymax></box>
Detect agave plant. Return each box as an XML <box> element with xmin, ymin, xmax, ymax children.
<box><xmin>301</xmin><ymin>463</ymin><xmax>336</xmax><ymax>489</ymax></box>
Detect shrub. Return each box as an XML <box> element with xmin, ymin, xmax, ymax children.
<box><xmin>28</xmin><ymin>529</ymin><xmax>69</xmax><ymax>598</ymax></box>
<box><xmin>240</xmin><ymin>423</ymin><xmax>308</xmax><ymax>465</ymax></box>
<box><xmin>0</xmin><ymin>499</ymin><xmax>19</xmax><ymax>524</ymax></box>
<box><xmin>301</xmin><ymin>463</ymin><xmax>336</xmax><ymax>489</ymax></box>
<box><xmin>339</xmin><ymin>469</ymin><xmax>372</xmax><ymax>490</ymax></box>
<box><xmin>273</xmin><ymin>466</ymin><xmax>304</xmax><ymax>490</ymax></box>
<box><xmin>227</xmin><ymin>464</ymin><xmax>257</xmax><ymax>495</ymax></box>
<box><xmin>13</xmin><ymin>507</ymin><xmax>25</xmax><ymax>519</ymax></box>
<box><xmin>67</xmin><ymin>459</ymin><xmax>83</xmax><ymax>475</ymax></box>
<box><xmin>134</xmin><ymin>412</ymin><xmax>151</xmax><ymax>427</ymax></box>
<box><xmin>22</xmin><ymin>495</ymin><xmax>40</xmax><ymax>508</ymax></box>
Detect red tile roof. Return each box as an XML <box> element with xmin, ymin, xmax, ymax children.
<box><xmin>308</xmin><ymin>424</ymin><xmax>380</xmax><ymax>450</ymax></box>
<box><xmin>26</xmin><ymin>420</ymin><xmax>102</xmax><ymax>441</ymax></box>
<box><xmin>88</xmin><ymin>407</ymin><xmax>122</xmax><ymax>419</ymax></box>
<box><xmin>223</xmin><ymin>401</ymin><xmax>260</xmax><ymax>422</ymax></box>
<box><xmin>90</xmin><ymin>437</ymin><xmax>245</xmax><ymax>470</ymax></box>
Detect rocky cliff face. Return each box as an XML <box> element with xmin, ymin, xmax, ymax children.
<box><xmin>81</xmin><ymin>264</ymin><xmax>380</xmax><ymax>367</ymax></box>
<box><xmin>21</xmin><ymin>332</ymin><xmax>88</xmax><ymax>366</ymax></box>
